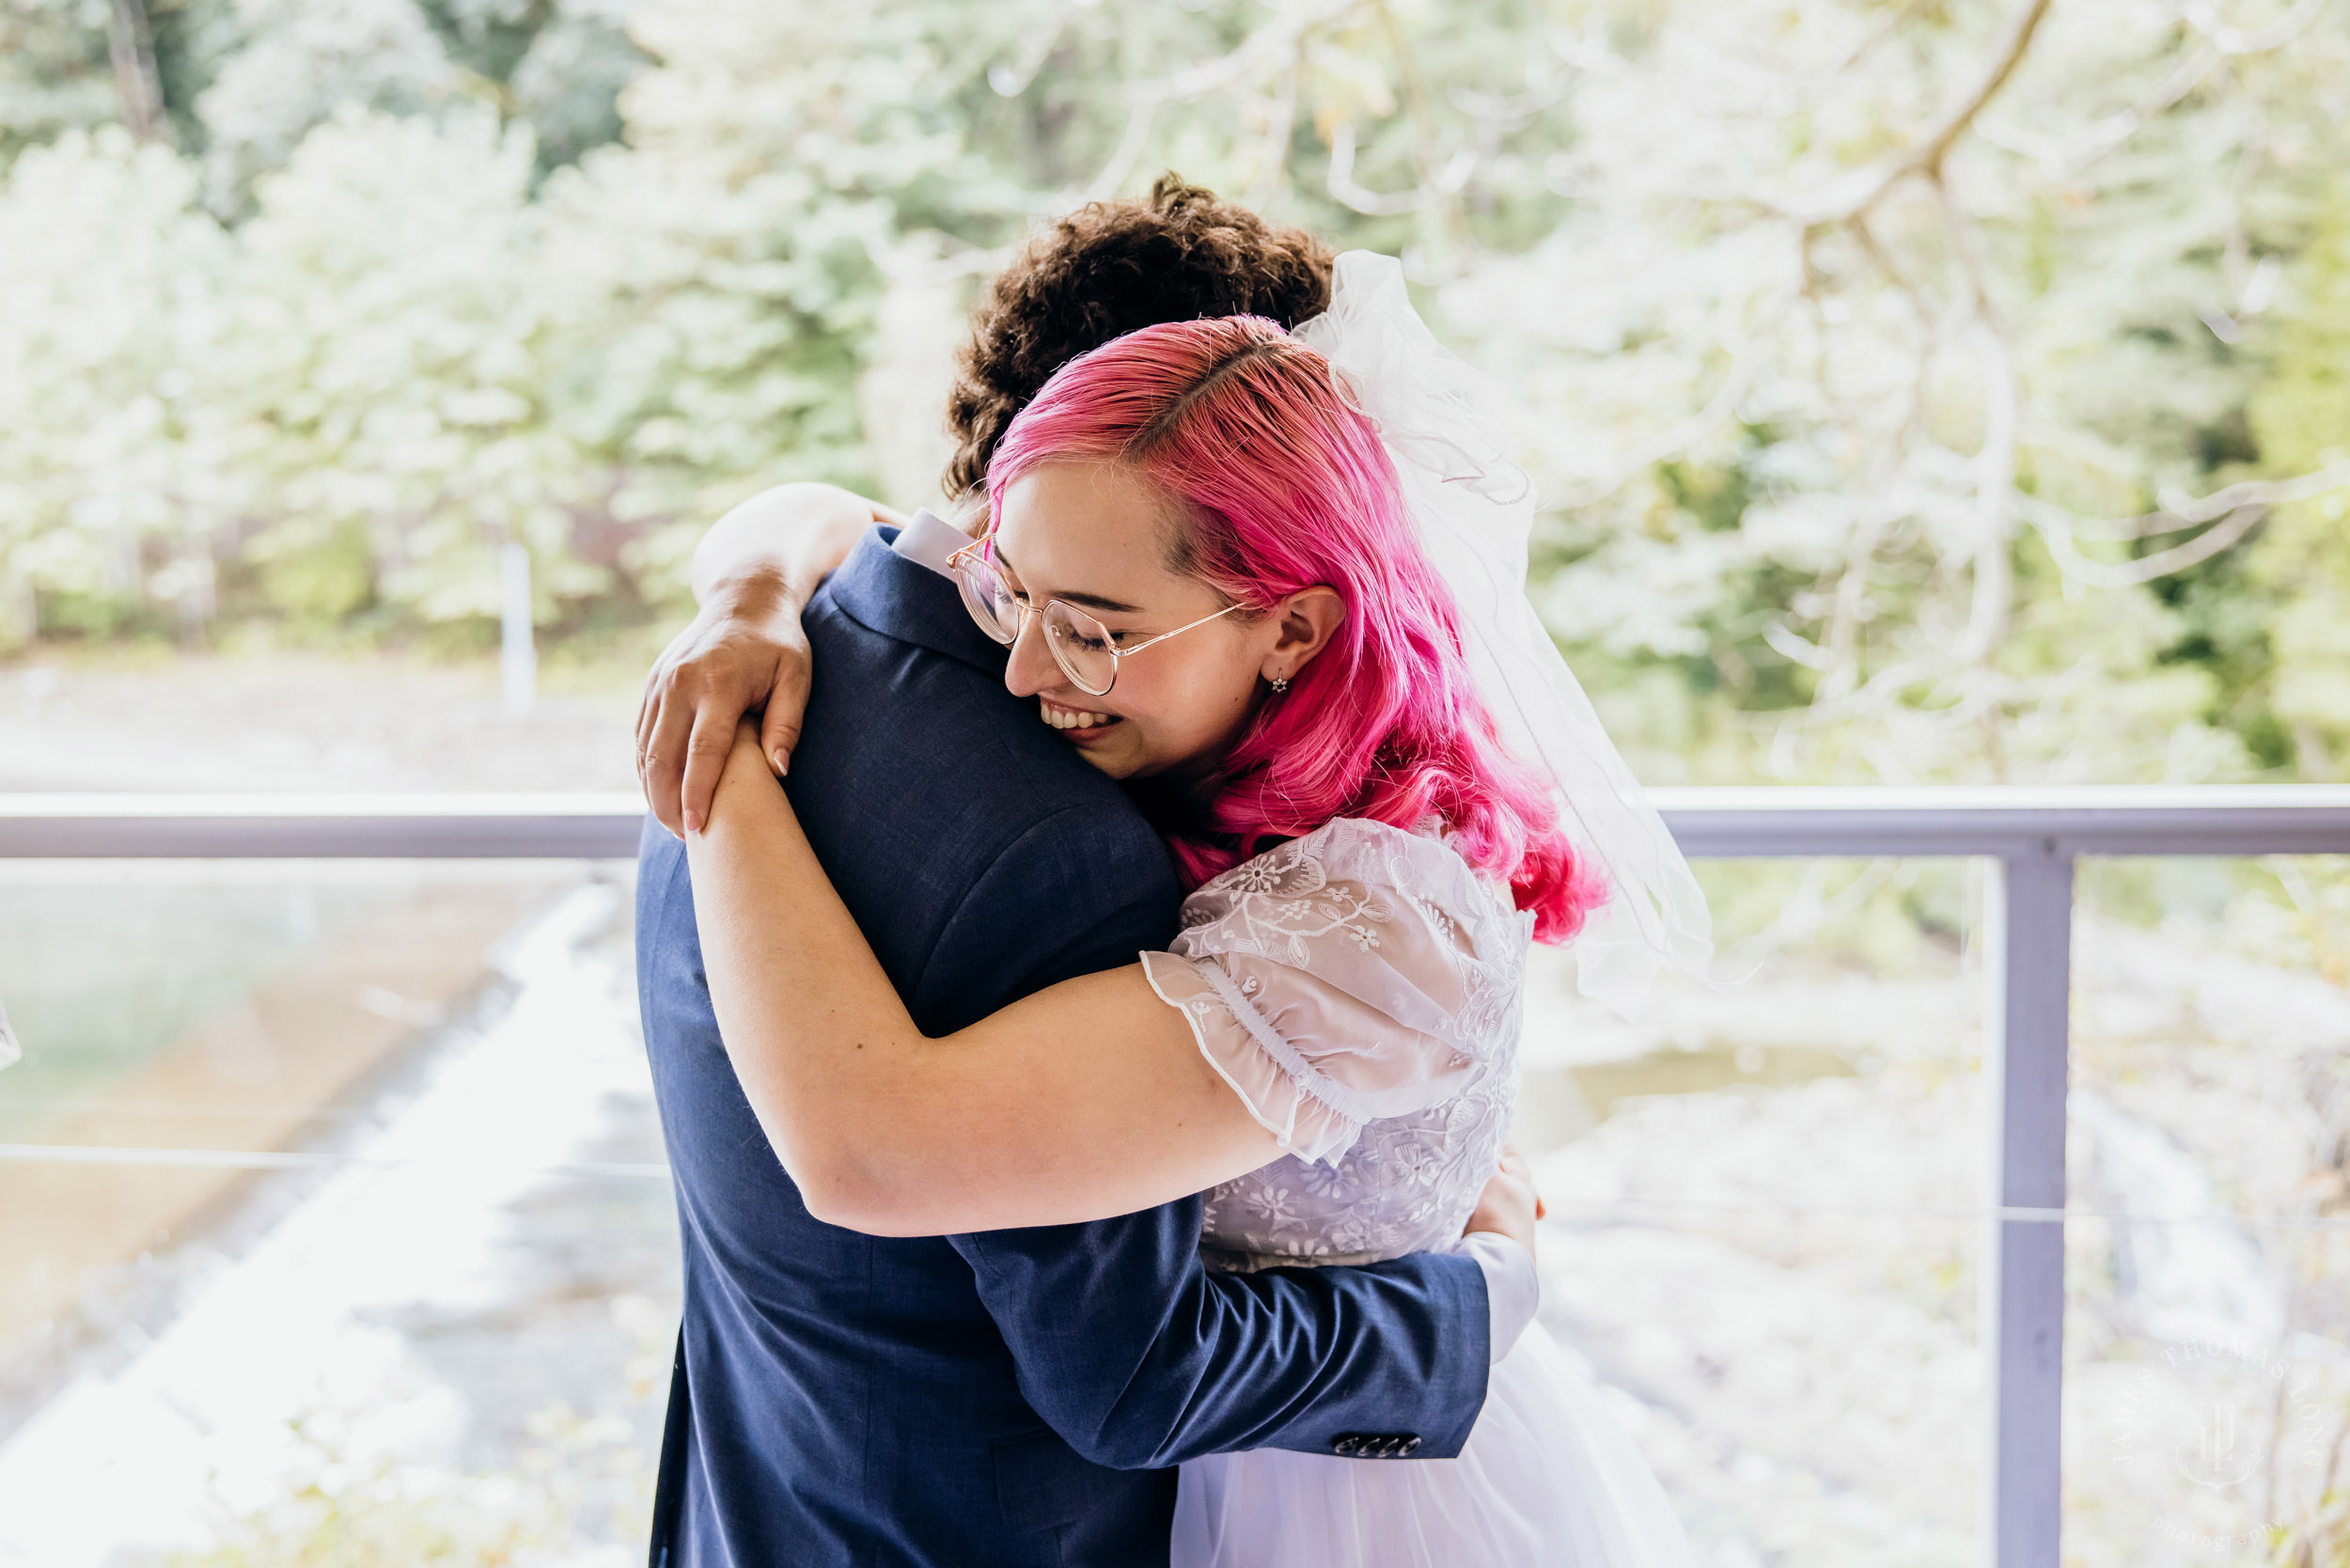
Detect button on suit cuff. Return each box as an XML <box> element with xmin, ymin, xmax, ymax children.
<box><xmin>1439</xmin><ymin>1231</ymin><xmax>1540</xmax><ymax>1365</ymax></box>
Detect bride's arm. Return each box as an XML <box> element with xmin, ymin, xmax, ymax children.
<box><xmin>688</xmin><ymin>725</ymin><xmax>1284</xmax><ymax>1237</ymax></box>
<box><xmin>684</xmin><ymin>480</ymin><xmax>898</xmax><ymax>606</ymax></box>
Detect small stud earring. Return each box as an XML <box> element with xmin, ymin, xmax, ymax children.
<box><xmin>1269</xmin><ymin>675</ymin><xmax>1290</xmax><ymax>694</ymax></box>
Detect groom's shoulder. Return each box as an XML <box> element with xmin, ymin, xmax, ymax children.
<box><xmin>792</xmin><ymin>552</ymin><xmax>1179</xmax><ymax>1021</ymax></box>
<box><xmin>792</xmin><ymin>541</ymin><xmax>1177</xmax><ymax>917</ymax></box>
<box><xmin>799</xmin><ymin>540</ymin><xmax>1152</xmax><ymax>830</ymax></box>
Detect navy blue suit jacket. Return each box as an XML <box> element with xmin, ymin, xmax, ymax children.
<box><xmin>636</xmin><ymin>529</ymin><xmax>1490</xmax><ymax>1568</ymax></box>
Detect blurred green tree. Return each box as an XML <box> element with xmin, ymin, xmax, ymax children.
<box><xmin>0</xmin><ymin>0</ymin><xmax>2343</xmax><ymax>789</ymax></box>
<box><xmin>2247</xmin><ymin>184</ymin><xmax>2350</xmax><ymax>775</ymax></box>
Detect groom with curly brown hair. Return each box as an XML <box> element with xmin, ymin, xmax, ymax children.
<box><xmin>639</xmin><ymin>177</ymin><xmax>1342</xmax><ymax>812</ymax></box>
<box><xmin>631</xmin><ymin>177</ymin><xmax>1539</xmax><ymax>1568</ymax></box>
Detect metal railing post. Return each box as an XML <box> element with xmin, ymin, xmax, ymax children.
<box><xmin>1983</xmin><ymin>843</ymin><xmax>2073</xmax><ymax>1567</ymax></box>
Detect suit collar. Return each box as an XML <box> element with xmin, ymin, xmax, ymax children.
<box><xmin>829</xmin><ymin>525</ymin><xmax>1010</xmax><ymax>676</ymax></box>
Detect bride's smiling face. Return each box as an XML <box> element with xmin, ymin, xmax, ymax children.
<box><xmin>988</xmin><ymin>460</ymin><xmax>1341</xmax><ymax>783</ymax></box>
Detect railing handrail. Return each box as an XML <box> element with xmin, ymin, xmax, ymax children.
<box><xmin>0</xmin><ymin>791</ymin><xmax>650</xmax><ymax>818</ymax></box>
<box><xmin>1652</xmin><ymin>784</ymin><xmax>2350</xmax><ymax>856</ymax></box>
<box><xmin>0</xmin><ymin>792</ymin><xmax>650</xmax><ymax>859</ymax></box>
<box><xmin>8</xmin><ymin>785</ymin><xmax>2350</xmax><ymax>858</ymax></box>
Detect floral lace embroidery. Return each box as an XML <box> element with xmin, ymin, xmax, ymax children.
<box><xmin>1184</xmin><ymin>836</ymin><xmax>1397</xmax><ymax>964</ymax></box>
<box><xmin>1175</xmin><ymin>818</ymin><xmax>1536</xmax><ymax>1271</ymax></box>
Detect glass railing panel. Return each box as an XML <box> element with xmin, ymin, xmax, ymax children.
<box><xmin>2062</xmin><ymin>855</ymin><xmax>2350</xmax><ymax>1568</ymax></box>
<box><xmin>1523</xmin><ymin>856</ymin><xmax>1986</xmax><ymax>1567</ymax></box>
<box><xmin>36</xmin><ymin>838</ymin><xmax>2331</xmax><ymax>1565</ymax></box>
<box><xmin>0</xmin><ymin>858</ymin><xmax>672</xmax><ymax>1565</ymax></box>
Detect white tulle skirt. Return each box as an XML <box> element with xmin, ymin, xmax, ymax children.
<box><xmin>1172</xmin><ymin>1323</ymin><xmax>1696</xmax><ymax>1567</ymax></box>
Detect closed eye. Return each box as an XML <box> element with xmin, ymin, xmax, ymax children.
<box><xmin>992</xmin><ymin>551</ymin><xmax>1030</xmax><ymax>602</ymax></box>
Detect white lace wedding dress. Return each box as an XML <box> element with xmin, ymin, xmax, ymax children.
<box><xmin>1139</xmin><ymin>816</ymin><xmax>1696</xmax><ymax>1568</ymax></box>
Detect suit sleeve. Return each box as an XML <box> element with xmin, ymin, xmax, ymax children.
<box><xmin>935</xmin><ymin>810</ymin><xmax>1492</xmax><ymax>1468</ymax></box>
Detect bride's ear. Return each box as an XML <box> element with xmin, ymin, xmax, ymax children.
<box><xmin>1261</xmin><ymin>587</ymin><xmax>1346</xmax><ymax>684</ymax></box>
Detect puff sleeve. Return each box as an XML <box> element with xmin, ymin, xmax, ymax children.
<box><xmin>1138</xmin><ymin>818</ymin><xmax>1521</xmax><ymax>1166</ymax></box>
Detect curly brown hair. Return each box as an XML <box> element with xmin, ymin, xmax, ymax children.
<box><xmin>940</xmin><ymin>175</ymin><xmax>1334</xmax><ymax>498</ymax></box>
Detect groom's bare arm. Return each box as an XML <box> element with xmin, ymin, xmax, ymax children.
<box><xmin>636</xmin><ymin>483</ymin><xmax>889</xmax><ymax>836</ymax></box>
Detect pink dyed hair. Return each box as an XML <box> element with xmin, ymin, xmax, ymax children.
<box><xmin>985</xmin><ymin>315</ymin><xmax>1606</xmax><ymax>944</ymax></box>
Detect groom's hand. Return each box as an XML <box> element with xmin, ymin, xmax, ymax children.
<box><xmin>638</xmin><ymin>565</ymin><xmax>812</xmax><ymax>838</ymax></box>
<box><xmin>1463</xmin><ymin>1144</ymin><xmax>1544</xmax><ymax>1262</ymax></box>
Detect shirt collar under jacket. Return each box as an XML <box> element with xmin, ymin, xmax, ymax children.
<box><xmin>887</xmin><ymin>507</ymin><xmax>967</xmax><ymax>579</ymax></box>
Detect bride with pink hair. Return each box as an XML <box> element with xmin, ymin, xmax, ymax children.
<box><xmin>688</xmin><ymin>257</ymin><xmax>1706</xmax><ymax>1565</ymax></box>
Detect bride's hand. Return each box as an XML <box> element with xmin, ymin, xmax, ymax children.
<box><xmin>638</xmin><ymin>570</ymin><xmax>812</xmax><ymax>838</ymax></box>
<box><xmin>1463</xmin><ymin>1144</ymin><xmax>1544</xmax><ymax>1261</ymax></box>
<box><xmin>637</xmin><ymin>482</ymin><xmax>883</xmax><ymax>837</ymax></box>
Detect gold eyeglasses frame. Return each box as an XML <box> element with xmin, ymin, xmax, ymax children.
<box><xmin>945</xmin><ymin>536</ymin><xmax>1246</xmax><ymax>698</ymax></box>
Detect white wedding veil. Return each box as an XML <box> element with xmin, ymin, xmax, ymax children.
<box><xmin>1295</xmin><ymin>252</ymin><xmax>1714</xmax><ymax>1017</ymax></box>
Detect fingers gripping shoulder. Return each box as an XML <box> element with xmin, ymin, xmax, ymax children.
<box><xmin>639</xmin><ymin>602</ymin><xmax>811</xmax><ymax>830</ymax></box>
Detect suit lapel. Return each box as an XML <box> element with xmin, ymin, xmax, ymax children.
<box><xmin>827</xmin><ymin>527</ymin><xmax>1010</xmax><ymax>678</ymax></box>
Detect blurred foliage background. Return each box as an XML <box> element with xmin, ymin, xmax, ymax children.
<box><xmin>0</xmin><ymin>0</ymin><xmax>2345</xmax><ymax>785</ymax></box>
<box><xmin>9</xmin><ymin>9</ymin><xmax>2350</xmax><ymax>1562</ymax></box>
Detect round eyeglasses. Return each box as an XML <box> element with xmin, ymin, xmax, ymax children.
<box><xmin>946</xmin><ymin>537</ymin><xmax>1244</xmax><ymax>698</ymax></box>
